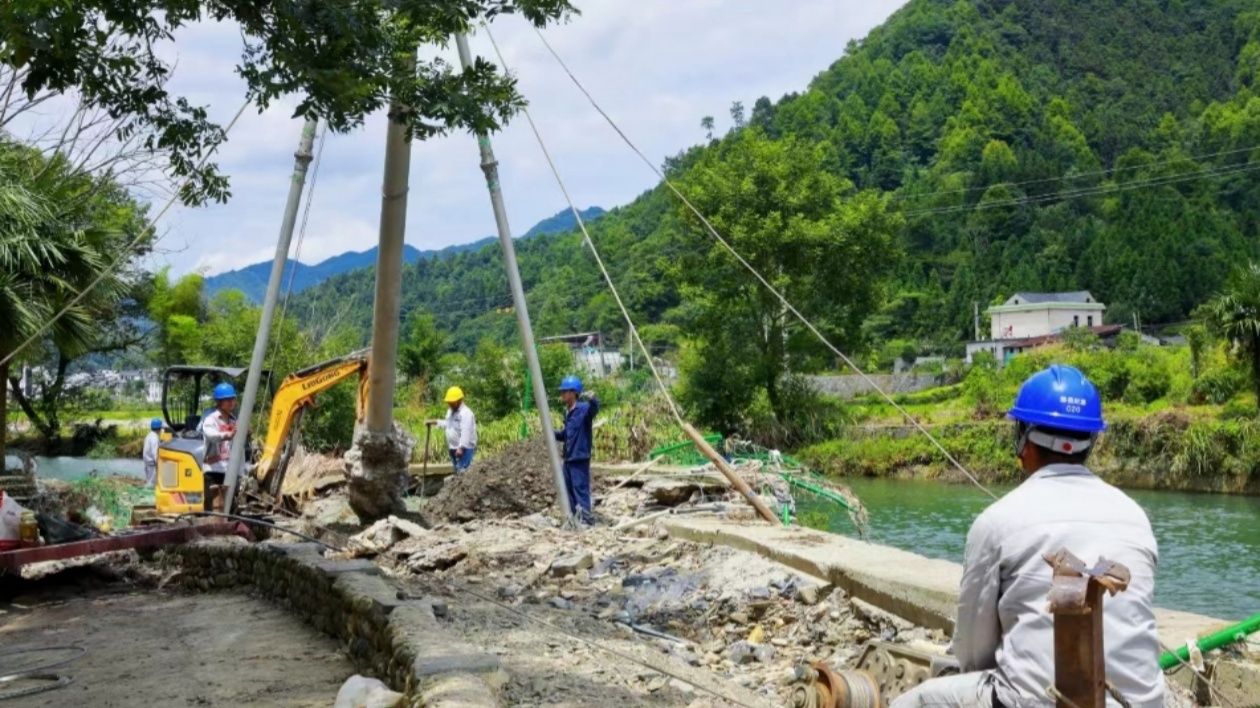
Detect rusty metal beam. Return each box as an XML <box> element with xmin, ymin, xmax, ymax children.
<box><xmin>0</xmin><ymin>521</ymin><xmax>254</xmax><ymax>572</ymax></box>
<box><xmin>1043</xmin><ymin>549</ymin><xmax>1131</xmax><ymax>708</ymax></box>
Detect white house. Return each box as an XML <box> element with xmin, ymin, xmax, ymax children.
<box><xmin>966</xmin><ymin>291</ymin><xmax>1109</xmax><ymax>365</ymax></box>
<box><xmin>989</xmin><ymin>291</ymin><xmax>1106</xmax><ymax>340</ymax></box>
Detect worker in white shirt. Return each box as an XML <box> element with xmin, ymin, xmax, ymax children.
<box><xmin>142</xmin><ymin>418</ymin><xmax>162</xmax><ymax>488</ymax></box>
<box><xmin>429</xmin><ymin>387</ymin><xmax>477</xmax><ymax>473</ymax></box>
<box><xmin>198</xmin><ymin>382</ymin><xmax>238</xmax><ymax>511</ymax></box>
<box><xmin>891</xmin><ymin>364</ymin><xmax>1163</xmax><ymax>708</ymax></box>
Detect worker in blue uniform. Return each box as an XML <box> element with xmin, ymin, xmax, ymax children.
<box><xmin>554</xmin><ymin>375</ymin><xmax>599</xmax><ymax>527</ymax></box>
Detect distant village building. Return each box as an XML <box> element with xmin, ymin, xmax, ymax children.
<box><xmin>538</xmin><ymin>331</ymin><xmax>676</xmax><ymax>380</ymax></box>
<box><xmin>13</xmin><ymin>366</ymin><xmax>162</xmax><ymax>403</ymax></box>
<box><xmin>965</xmin><ymin>291</ymin><xmax>1156</xmax><ymax>365</ymax></box>
<box><xmin>989</xmin><ymin>291</ymin><xmax>1106</xmax><ymax>340</ymax></box>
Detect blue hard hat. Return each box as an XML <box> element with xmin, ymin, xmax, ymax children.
<box><xmin>558</xmin><ymin>375</ymin><xmax>583</xmax><ymax>394</ymax></box>
<box><xmin>150</xmin><ymin>418</ymin><xmax>163</xmax><ymax>430</ymax></box>
<box><xmin>1007</xmin><ymin>364</ymin><xmax>1106</xmax><ymax>433</ymax></box>
<box><xmin>212</xmin><ymin>382</ymin><xmax>238</xmax><ymax>400</ymax></box>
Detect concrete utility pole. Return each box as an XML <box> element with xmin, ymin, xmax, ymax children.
<box><xmin>973</xmin><ymin>301</ymin><xmax>980</xmax><ymax>340</ymax></box>
<box><xmin>223</xmin><ymin>117</ymin><xmax>318</xmax><ymax>514</ymax></box>
<box><xmin>365</xmin><ymin>86</ymin><xmax>414</xmax><ymax>434</ymax></box>
<box><xmin>455</xmin><ymin>33</ymin><xmax>571</xmax><ymax>519</ymax></box>
<box><xmin>347</xmin><ymin>51</ymin><xmax>419</xmax><ymax>522</ymax></box>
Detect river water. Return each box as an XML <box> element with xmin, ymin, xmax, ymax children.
<box><xmin>801</xmin><ymin>476</ymin><xmax>1260</xmax><ymax>622</ymax></box>
<box><xmin>3</xmin><ymin>455</ymin><xmax>144</xmax><ymax>482</ymax></box>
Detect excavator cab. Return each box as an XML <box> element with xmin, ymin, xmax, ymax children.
<box><xmin>154</xmin><ymin>365</ymin><xmax>269</xmax><ymax>515</ymax></box>
<box><xmin>153</xmin><ymin>351</ymin><xmax>369</xmax><ymax>516</ymax></box>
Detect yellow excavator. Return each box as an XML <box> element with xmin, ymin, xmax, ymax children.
<box><xmin>153</xmin><ymin>349</ymin><xmax>369</xmax><ymax>515</ymax></box>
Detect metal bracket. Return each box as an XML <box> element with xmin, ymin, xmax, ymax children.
<box><xmin>1043</xmin><ymin>548</ymin><xmax>1131</xmax><ymax>708</ymax></box>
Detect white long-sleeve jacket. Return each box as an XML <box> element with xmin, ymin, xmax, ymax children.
<box><xmin>436</xmin><ymin>404</ymin><xmax>477</xmax><ymax>451</ymax></box>
<box><xmin>198</xmin><ymin>409</ymin><xmax>236</xmax><ymax>473</ymax></box>
<box><xmin>142</xmin><ymin>431</ymin><xmax>160</xmax><ymax>468</ymax></box>
<box><xmin>953</xmin><ymin>464</ymin><xmax>1163</xmax><ymax>708</ymax></box>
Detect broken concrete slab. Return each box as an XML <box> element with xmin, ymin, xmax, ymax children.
<box><xmin>643</xmin><ymin>478</ymin><xmax>728</xmax><ymax>506</ymax></box>
<box><xmin>406</xmin><ymin>544</ymin><xmax>468</xmax><ymax>572</ymax></box>
<box><xmin>413</xmin><ymin>653</ymin><xmax>502</xmax><ymax>677</ymax></box>
<box><xmin>315</xmin><ymin>558</ymin><xmax>383</xmax><ymax>578</ymax></box>
<box><xmin>662</xmin><ymin>517</ymin><xmax>1260</xmax><ymax>708</ymax></box>
<box><xmin>550</xmin><ymin>551</ymin><xmax>594</xmax><ymax>577</ymax></box>
<box><xmin>333</xmin><ymin>573</ymin><xmax>407</xmax><ymax>617</ymax></box>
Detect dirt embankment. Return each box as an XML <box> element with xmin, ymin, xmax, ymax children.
<box><xmin>426</xmin><ymin>439</ymin><xmax>610</xmax><ymax>522</ymax></box>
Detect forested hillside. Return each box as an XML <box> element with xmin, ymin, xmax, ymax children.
<box><xmin>206</xmin><ymin>206</ymin><xmax>606</xmax><ymax>303</ymax></box>
<box><xmin>295</xmin><ymin>0</ymin><xmax>1260</xmax><ymax>359</ymax></box>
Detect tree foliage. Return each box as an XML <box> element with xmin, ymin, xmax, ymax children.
<box><xmin>0</xmin><ymin>139</ymin><xmax>151</xmax><ymax>453</ymax></box>
<box><xmin>0</xmin><ymin>0</ymin><xmax>577</xmax><ymax>204</ymax></box>
<box><xmin>669</xmin><ymin>129</ymin><xmax>901</xmax><ymax>427</ymax></box>
<box><xmin>1205</xmin><ymin>262</ymin><xmax>1260</xmax><ymax>405</ymax></box>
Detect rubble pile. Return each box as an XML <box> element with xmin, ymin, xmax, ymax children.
<box><xmin>339</xmin><ymin>502</ymin><xmax>936</xmax><ymax>704</ymax></box>
<box><xmin>427</xmin><ymin>439</ymin><xmax>608</xmax><ymax>522</ymax></box>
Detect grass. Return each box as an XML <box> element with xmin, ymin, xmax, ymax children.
<box><xmin>798</xmin><ymin>340</ymin><xmax>1260</xmax><ymax>490</ymax></box>
<box><xmin>63</xmin><ymin>475</ymin><xmax>150</xmax><ymax>528</ymax></box>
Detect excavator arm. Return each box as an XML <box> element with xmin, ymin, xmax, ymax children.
<box><xmin>255</xmin><ymin>348</ymin><xmax>370</xmax><ymax>500</ymax></box>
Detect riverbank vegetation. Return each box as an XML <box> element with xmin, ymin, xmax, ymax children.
<box><xmin>800</xmin><ymin>325</ymin><xmax>1260</xmax><ymax>493</ymax></box>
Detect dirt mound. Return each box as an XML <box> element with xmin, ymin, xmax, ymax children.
<box><xmin>427</xmin><ymin>440</ymin><xmax>599</xmax><ymax>521</ymax></box>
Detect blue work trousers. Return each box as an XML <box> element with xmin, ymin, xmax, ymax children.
<box><xmin>563</xmin><ymin>459</ymin><xmax>592</xmax><ymax>525</ymax></box>
<box><xmin>449</xmin><ymin>447</ymin><xmax>475</xmax><ymax>473</ymax></box>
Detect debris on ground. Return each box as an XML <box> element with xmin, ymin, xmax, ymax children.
<box><xmin>300</xmin><ymin>472</ymin><xmax>900</xmax><ymax>706</ymax></box>
<box><xmin>333</xmin><ymin>675</ymin><xmax>404</xmax><ymax>708</ymax></box>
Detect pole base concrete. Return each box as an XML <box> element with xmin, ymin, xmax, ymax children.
<box><xmin>345</xmin><ymin>422</ymin><xmax>416</xmax><ymax>523</ymax></box>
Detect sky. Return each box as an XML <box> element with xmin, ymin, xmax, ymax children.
<box><xmin>11</xmin><ymin>1</ymin><xmax>908</xmax><ymax>277</ymax></box>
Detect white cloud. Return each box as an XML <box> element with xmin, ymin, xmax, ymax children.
<box><xmin>14</xmin><ymin>1</ymin><xmax>911</xmax><ymax>277</ymax></box>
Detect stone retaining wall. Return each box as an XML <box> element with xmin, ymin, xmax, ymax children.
<box><xmin>806</xmin><ymin>373</ymin><xmax>942</xmax><ymax>399</ymax></box>
<box><xmin>165</xmin><ymin>541</ymin><xmax>500</xmax><ymax>708</ymax></box>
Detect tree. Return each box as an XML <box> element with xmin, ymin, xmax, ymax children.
<box><xmin>1</xmin><ymin>0</ymin><xmax>578</xmax><ymax>205</ymax></box>
<box><xmin>1</xmin><ymin>140</ymin><xmax>150</xmax><ymax>453</ymax></box>
<box><xmin>1204</xmin><ymin>262</ymin><xmax>1260</xmax><ymax>406</ymax></box>
<box><xmin>147</xmin><ymin>267</ymin><xmax>206</xmax><ymax>366</ymax></box>
<box><xmin>1187</xmin><ymin>324</ymin><xmax>1209</xmax><ymax>379</ymax></box>
<box><xmin>729</xmin><ymin>101</ymin><xmax>746</xmax><ymax>129</ymax></box>
<box><xmin>0</xmin><ymin>144</ymin><xmax>54</xmax><ymax>463</ymax></box>
<box><xmin>701</xmin><ymin>115</ymin><xmax>715</xmax><ymax>141</ymax></box>
<box><xmin>1</xmin><ymin>65</ymin><xmax>174</xmax><ymax>202</ymax></box>
<box><xmin>398</xmin><ymin>312</ymin><xmax>449</xmax><ymax>399</ymax></box>
<box><xmin>671</xmin><ymin>129</ymin><xmax>902</xmax><ymax>429</ymax></box>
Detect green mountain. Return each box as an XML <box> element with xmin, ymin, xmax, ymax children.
<box><xmin>205</xmin><ymin>207</ymin><xmax>605</xmax><ymax>303</ymax></box>
<box><xmin>295</xmin><ymin>0</ymin><xmax>1260</xmax><ymax>356</ymax></box>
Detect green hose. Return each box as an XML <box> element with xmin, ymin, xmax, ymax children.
<box><xmin>1159</xmin><ymin>611</ymin><xmax>1260</xmax><ymax>670</ymax></box>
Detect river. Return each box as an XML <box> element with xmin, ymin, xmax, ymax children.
<box><xmin>802</xmin><ymin>476</ymin><xmax>1260</xmax><ymax>621</ymax></box>
<box><xmin>3</xmin><ymin>455</ymin><xmax>143</xmax><ymax>482</ymax></box>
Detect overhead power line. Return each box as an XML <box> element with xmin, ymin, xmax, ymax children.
<box><xmin>890</xmin><ymin>144</ymin><xmax>1260</xmax><ymax>202</ymax></box>
<box><xmin>521</xmin><ymin>22</ymin><xmax>1000</xmax><ymax>501</ymax></box>
<box><xmin>902</xmin><ymin>160</ymin><xmax>1260</xmax><ymax>218</ymax></box>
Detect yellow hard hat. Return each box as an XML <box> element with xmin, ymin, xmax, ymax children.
<box><xmin>444</xmin><ymin>386</ymin><xmax>464</xmax><ymax>403</ymax></box>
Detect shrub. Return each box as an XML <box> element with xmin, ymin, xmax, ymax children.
<box><xmin>1189</xmin><ymin>367</ymin><xmax>1246</xmax><ymax>405</ymax></box>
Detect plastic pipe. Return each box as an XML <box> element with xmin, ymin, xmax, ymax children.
<box><xmin>1159</xmin><ymin>611</ymin><xmax>1260</xmax><ymax>671</ymax></box>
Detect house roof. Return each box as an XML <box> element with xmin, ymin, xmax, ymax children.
<box><xmin>1007</xmin><ymin>291</ymin><xmax>1096</xmax><ymax>305</ymax></box>
<box><xmin>1010</xmin><ymin>324</ymin><xmax>1124</xmax><ymax>349</ymax></box>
